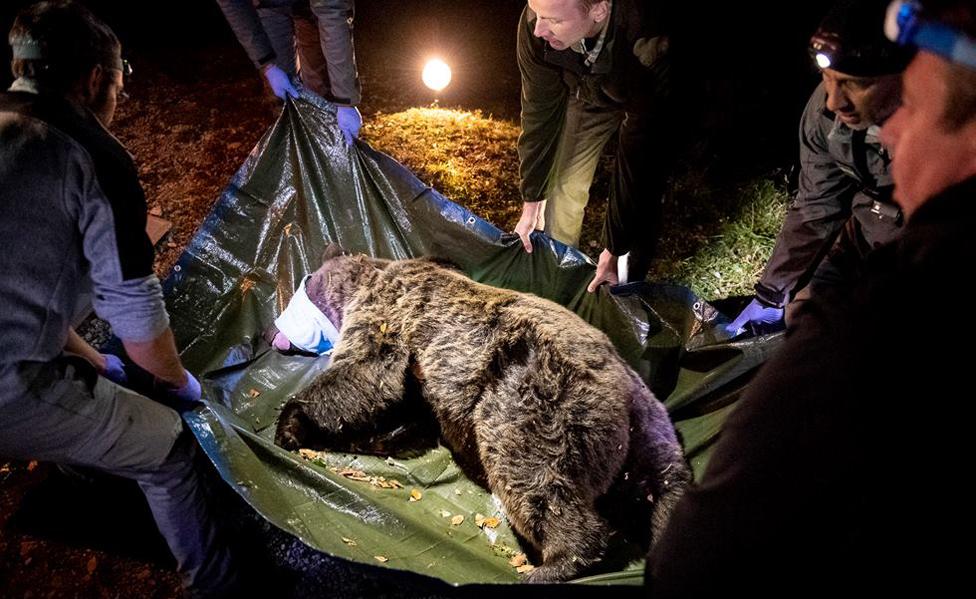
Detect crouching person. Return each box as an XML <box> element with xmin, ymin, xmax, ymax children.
<box><xmin>0</xmin><ymin>2</ymin><xmax>236</xmax><ymax>595</ymax></box>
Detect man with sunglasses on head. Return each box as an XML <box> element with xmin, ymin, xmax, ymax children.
<box><xmin>647</xmin><ymin>0</ymin><xmax>976</xmax><ymax>594</ymax></box>
<box><xmin>0</xmin><ymin>2</ymin><xmax>238</xmax><ymax>595</ymax></box>
<box><xmin>728</xmin><ymin>0</ymin><xmax>914</xmax><ymax>337</ymax></box>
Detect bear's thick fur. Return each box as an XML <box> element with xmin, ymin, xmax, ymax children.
<box><xmin>275</xmin><ymin>247</ymin><xmax>690</xmax><ymax>581</ymax></box>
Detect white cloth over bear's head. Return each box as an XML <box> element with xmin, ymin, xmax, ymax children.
<box><xmin>273</xmin><ymin>275</ymin><xmax>340</xmax><ymax>355</ymax></box>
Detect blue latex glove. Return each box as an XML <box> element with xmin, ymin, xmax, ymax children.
<box><xmin>726</xmin><ymin>298</ymin><xmax>785</xmax><ymax>337</ymax></box>
<box><xmin>262</xmin><ymin>64</ymin><xmax>298</xmax><ymax>100</ymax></box>
<box><xmin>100</xmin><ymin>353</ymin><xmax>128</xmax><ymax>385</ymax></box>
<box><xmin>157</xmin><ymin>369</ymin><xmax>202</xmax><ymax>411</ymax></box>
<box><xmin>336</xmin><ymin>105</ymin><xmax>362</xmax><ymax>146</ymax></box>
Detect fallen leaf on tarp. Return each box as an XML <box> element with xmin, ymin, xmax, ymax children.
<box><xmin>481</xmin><ymin>517</ymin><xmax>500</xmax><ymax>529</ymax></box>
<box><xmin>439</xmin><ymin>510</ymin><xmax>452</xmax><ymax>518</ymax></box>
<box><xmin>450</xmin><ymin>515</ymin><xmax>464</xmax><ymax>526</ymax></box>
<box><xmin>491</xmin><ymin>543</ymin><xmax>519</xmax><ymax>559</ymax></box>
<box><xmin>516</xmin><ymin>564</ymin><xmax>535</xmax><ymax>574</ymax></box>
<box><xmin>324</xmin><ymin>466</ymin><xmax>404</xmax><ymax>489</ymax></box>
<box><xmin>374</xmin><ymin>555</ymin><xmax>388</xmax><ymax>563</ymax></box>
<box><xmin>409</xmin><ymin>489</ymin><xmax>423</xmax><ymax>502</ymax></box>
<box><xmin>509</xmin><ymin>553</ymin><xmax>528</xmax><ymax>567</ymax></box>
<box><xmin>333</xmin><ymin>467</ymin><xmax>371</xmax><ymax>482</ymax></box>
<box><xmin>298</xmin><ymin>449</ymin><xmax>322</xmax><ymax>460</ymax></box>
<box><xmin>341</xmin><ymin>537</ymin><xmax>357</xmax><ymax>546</ymax></box>
<box><xmin>247</xmin><ymin>388</ymin><xmax>261</xmax><ymax>398</ymax></box>
<box><xmin>371</xmin><ymin>476</ymin><xmax>404</xmax><ymax>489</ymax></box>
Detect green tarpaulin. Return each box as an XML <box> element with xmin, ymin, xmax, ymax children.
<box><xmin>163</xmin><ymin>93</ymin><xmax>776</xmax><ymax>586</ymax></box>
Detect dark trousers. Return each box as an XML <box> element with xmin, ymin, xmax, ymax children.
<box><xmin>540</xmin><ymin>95</ymin><xmax>671</xmax><ymax>281</ymax></box>
<box><xmin>0</xmin><ymin>357</ymin><xmax>236</xmax><ymax>596</ymax></box>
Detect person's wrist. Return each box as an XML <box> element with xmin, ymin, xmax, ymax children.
<box><xmin>158</xmin><ymin>369</ymin><xmax>188</xmax><ymax>390</ymax></box>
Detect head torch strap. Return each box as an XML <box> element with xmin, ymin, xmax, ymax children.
<box><xmin>10</xmin><ymin>37</ymin><xmax>43</xmax><ymax>60</ymax></box>
<box><xmin>886</xmin><ymin>0</ymin><xmax>976</xmax><ymax>69</ymax></box>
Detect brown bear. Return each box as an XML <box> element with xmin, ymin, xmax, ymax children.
<box><xmin>274</xmin><ymin>245</ymin><xmax>691</xmax><ymax>582</ymax></box>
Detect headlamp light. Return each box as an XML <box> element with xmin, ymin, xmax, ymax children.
<box><xmin>810</xmin><ymin>31</ymin><xmax>842</xmax><ymax>69</ymax></box>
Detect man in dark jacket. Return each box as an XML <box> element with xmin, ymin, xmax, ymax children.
<box><xmin>513</xmin><ymin>0</ymin><xmax>675</xmax><ymax>292</ymax></box>
<box><xmin>0</xmin><ymin>2</ymin><xmax>236</xmax><ymax>594</ymax></box>
<box><xmin>216</xmin><ymin>0</ymin><xmax>362</xmax><ymax>145</ymax></box>
<box><xmin>647</xmin><ymin>0</ymin><xmax>976</xmax><ymax>593</ymax></box>
<box><xmin>728</xmin><ymin>0</ymin><xmax>914</xmax><ymax>336</ymax></box>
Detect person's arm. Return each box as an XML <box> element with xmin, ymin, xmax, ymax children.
<box><xmin>586</xmin><ymin>249</ymin><xmax>620</xmax><ymax>292</ymax></box>
<box><xmin>755</xmin><ymin>86</ymin><xmax>857</xmax><ymax>308</ymax></box>
<box><xmin>215</xmin><ymin>0</ymin><xmax>277</xmax><ymax>69</ymax></box>
<box><xmin>216</xmin><ymin>0</ymin><xmax>299</xmax><ymax>99</ymax></box>
<box><xmin>65</xmin><ymin>328</ymin><xmax>132</xmax><ymax>385</ymax></box>
<box><xmin>308</xmin><ymin>0</ymin><xmax>361</xmax><ymax>106</ymax></box>
<box><xmin>307</xmin><ymin>0</ymin><xmax>362</xmax><ymax>146</ymax></box>
<box><xmin>122</xmin><ymin>327</ymin><xmax>187</xmax><ymax>388</ymax></box>
<box><xmin>64</xmin><ymin>328</ymin><xmax>107</xmax><ymax>372</ymax></box>
<box><xmin>515</xmin><ymin>5</ymin><xmax>568</xmax><ymax>252</ymax></box>
<box><xmin>728</xmin><ymin>87</ymin><xmax>857</xmax><ymax>335</ymax></box>
<box><xmin>68</xmin><ymin>135</ymin><xmax>195</xmax><ymax>395</ymax></box>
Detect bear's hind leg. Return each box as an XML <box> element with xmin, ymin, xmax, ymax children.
<box><xmin>275</xmin><ymin>400</ymin><xmax>316</xmax><ymax>450</ymax></box>
<box><xmin>518</xmin><ymin>491</ymin><xmax>611</xmax><ymax>583</ymax></box>
<box><xmin>481</xmin><ymin>444</ymin><xmax>612</xmax><ymax>582</ymax></box>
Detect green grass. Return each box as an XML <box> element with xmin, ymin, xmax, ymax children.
<box><xmin>362</xmin><ymin>108</ymin><xmax>788</xmax><ymax>300</ymax></box>
<box><xmin>650</xmin><ymin>176</ymin><xmax>788</xmax><ymax>298</ymax></box>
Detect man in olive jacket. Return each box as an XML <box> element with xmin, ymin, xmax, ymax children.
<box><xmin>513</xmin><ymin>0</ymin><xmax>675</xmax><ymax>292</ymax></box>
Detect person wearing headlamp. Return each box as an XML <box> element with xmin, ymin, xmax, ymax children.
<box><xmin>881</xmin><ymin>0</ymin><xmax>976</xmax><ymax>213</ymax></box>
<box><xmin>727</xmin><ymin>0</ymin><xmax>914</xmax><ymax>337</ymax></box>
<box><xmin>647</xmin><ymin>1</ymin><xmax>976</xmax><ymax>593</ymax></box>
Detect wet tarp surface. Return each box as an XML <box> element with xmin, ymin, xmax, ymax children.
<box><xmin>163</xmin><ymin>94</ymin><xmax>778</xmax><ymax>586</ymax></box>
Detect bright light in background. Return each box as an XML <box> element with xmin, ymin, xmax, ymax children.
<box><xmin>422</xmin><ymin>58</ymin><xmax>452</xmax><ymax>92</ymax></box>
<box><xmin>815</xmin><ymin>52</ymin><xmax>832</xmax><ymax>69</ymax></box>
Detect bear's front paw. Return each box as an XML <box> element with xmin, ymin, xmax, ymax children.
<box><xmin>275</xmin><ymin>402</ymin><xmax>310</xmax><ymax>451</ymax></box>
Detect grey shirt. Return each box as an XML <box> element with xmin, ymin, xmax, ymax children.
<box><xmin>755</xmin><ymin>82</ymin><xmax>904</xmax><ymax>307</ymax></box>
<box><xmin>0</xmin><ymin>90</ymin><xmax>169</xmax><ymax>404</ymax></box>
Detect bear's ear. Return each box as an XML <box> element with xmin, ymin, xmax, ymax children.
<box><xmin>321</xmin><ymin>242</ymin><xmax>346</xmax><ymax>263</ymax></box>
